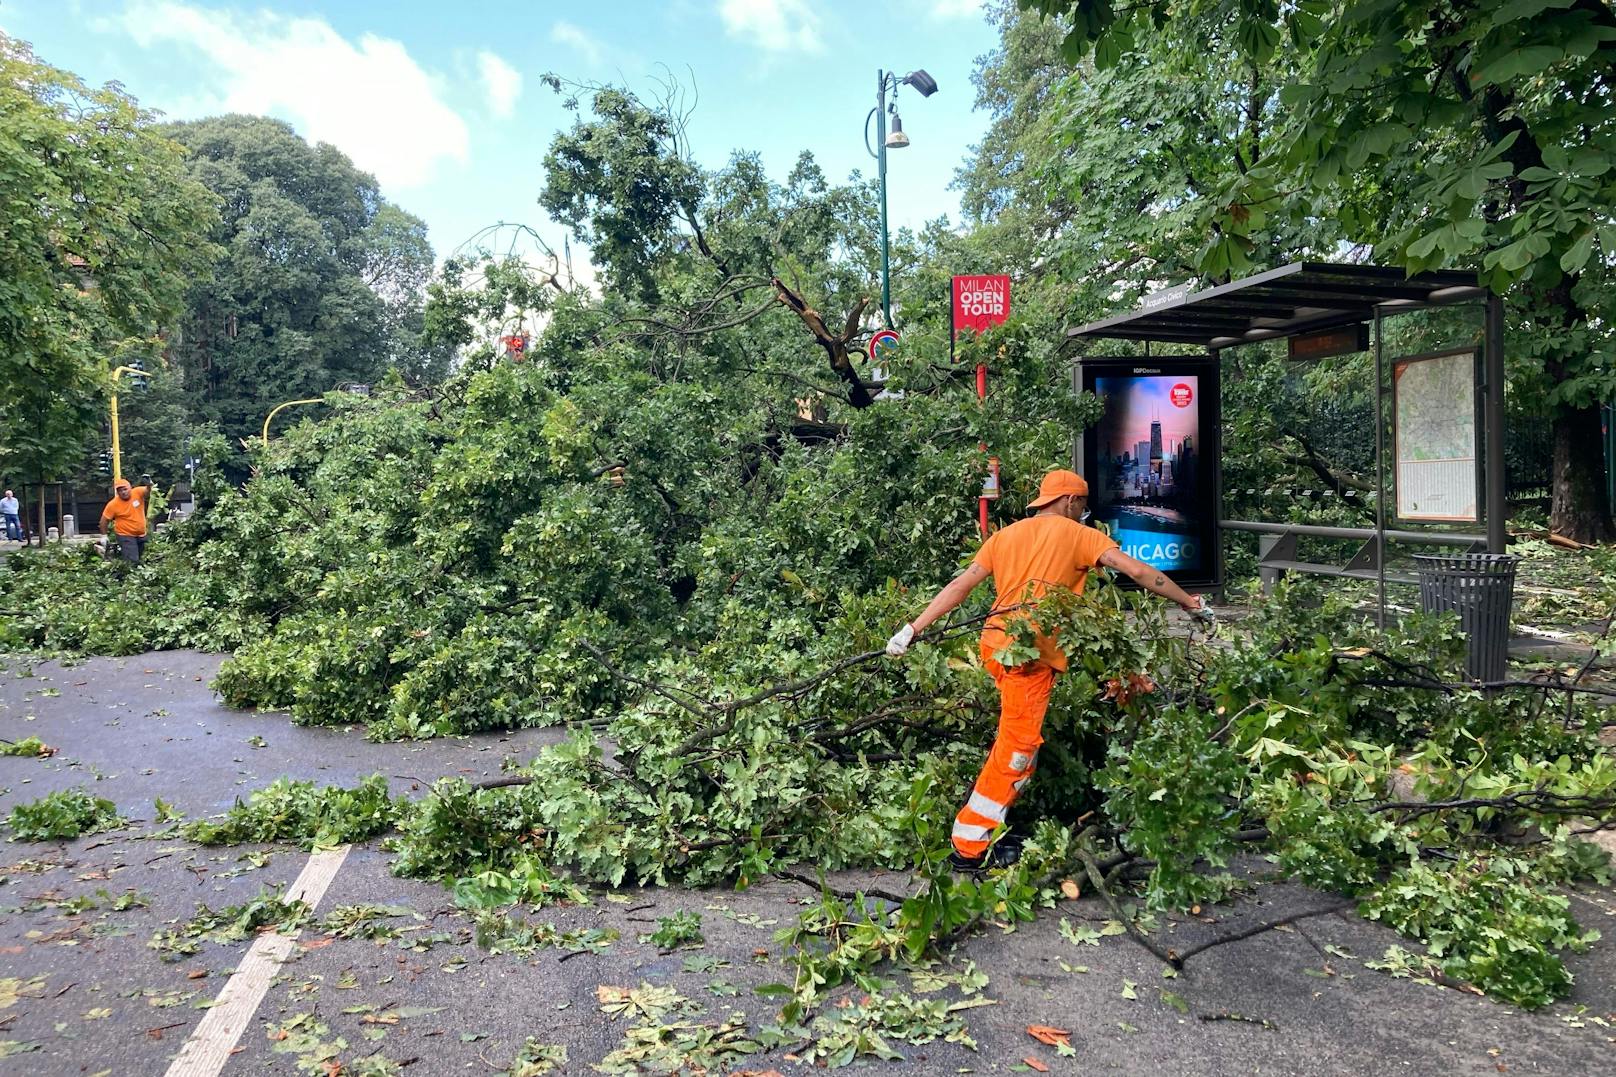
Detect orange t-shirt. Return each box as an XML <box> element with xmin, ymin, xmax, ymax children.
<box><xmin>973</xmin><ymin>515</ymin><xmax>1119</xmax><ymax>672</ymax></box>
<box><xmin>101</xmin><ymin>486</ymin><xmax>150</xmax><ymax>538</ymax></box>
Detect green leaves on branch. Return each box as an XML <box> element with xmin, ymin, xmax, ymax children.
<box><xmin>149</xmin><ymin>891</ymin><xmax>312</xmax><ymax>961</ymax></box>
<box><xmin>184</xmin><ymin>775</ymin><xmax>401</xmax><ymax>849</ymax></box>
<box><xmin>642</xmin><ymin>911</ymin><xmax>705</xmax><ymax>950</ymax></box>
<box><xmin>1362</xmin><ymin>856</ymin><xmax>1598</xmax><ymax>1009</ymax></box>
<box><xmin>6</xmin><ymin>788</ymin><xmax>124</xmax><ymax>842</ymax></box>
<box><xmin>0</xmin><ymin>34</ymin><xmax>217</xmax><ymax>485</ymax></box>
<box><xmin>1100</xmin><ymin>705</ymin><xmax>1242</xmax><ymax>909</ymax></box>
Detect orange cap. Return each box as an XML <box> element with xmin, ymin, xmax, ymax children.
<box><xmin>113</xmin><ymin>477</ymin><xmax>131</xmax><ymax>490</ymax></box>
<box><xmin>1026</xmin><ymin>468</ymin><xmax>1088</xmax><ymax>509</ymax></box>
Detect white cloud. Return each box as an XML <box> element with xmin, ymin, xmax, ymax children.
<box><xmin>113</xmin><ymin>2</ymin><xmax>469</xmax><ymax>189</ymax></box>
<box><xmin>715</xmin><ymin>0</ymin><xmax>823</xmax><ymax>54</ymax></box>
<box><xmin>476</xmin><ymin>50</ymin><xmax>522</xmax><ymax>117</ymax></box>
<box><xmin>550</xmin><ymin>20</ymin><xmax>605</xmax><ymax>67</ymax></box>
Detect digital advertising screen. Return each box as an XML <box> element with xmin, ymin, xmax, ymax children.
<box><xmin>1081</xmin><ymin>357</ymin><xmax>1221</xmax><ymax>588</ymax></box>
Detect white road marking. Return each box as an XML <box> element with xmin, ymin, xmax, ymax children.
<box><xmin>281</xmin><ymin>845</ymin><xmax>349</xmax><ymax>907</ymax></box>
<box><xmin>163</xmin><ymin>844</ymin><xmax>350</xmax><ymax>1077</ymax></box>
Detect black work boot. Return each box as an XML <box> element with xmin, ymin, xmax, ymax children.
<box><xmin>948</xmin><ymin>832</ymin><xmax>1025</xmax><ymax>875</ymax></box>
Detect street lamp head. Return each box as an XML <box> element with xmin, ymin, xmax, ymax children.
<box><xmin>885</xmin><ymin>113</ymin><xmax>911</xmax><ymax>149</ymax></box>
<box><xmin>902</xmin><ymin>69</ymin><xmax>938</xmax><ymax>97</ymax></box>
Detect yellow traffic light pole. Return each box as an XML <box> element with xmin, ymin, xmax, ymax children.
<box><xmin>262</xmin><ymin>398</ymin><xmax>324</xmax><ymax>443</ymax></box>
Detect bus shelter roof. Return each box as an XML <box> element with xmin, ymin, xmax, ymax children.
<box><xmin>1066</xmin><ymin>262</ymin><xmax>1485</xmax><ymax>349</ymax></box>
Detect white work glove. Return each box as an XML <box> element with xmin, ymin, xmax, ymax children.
<box><xmin>886</xmin><ymin>623</ymin><xmax>916</xmax><ymax>657</ymax></box>
<box><xmin>1184</xmin><ymin>595</ymin><xmax>1215</xmax><ymax>627</ymax></box>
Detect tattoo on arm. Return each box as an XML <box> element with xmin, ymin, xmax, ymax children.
<box><xmin>1152</xmin><ymin>574</ymin><xmax>1165</xmax><ymax>588</ymax></box>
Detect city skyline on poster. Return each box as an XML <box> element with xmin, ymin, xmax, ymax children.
<box><xmin>1093</xmin><ymin>373</ymin><xmax>1204</xmax><ymax>572</ymax></box>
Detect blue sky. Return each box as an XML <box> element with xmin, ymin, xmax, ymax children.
<box><xmin>6</xmin><ymin>0</ymin><xmax>1000</xmax><ymax>264</ymax></box>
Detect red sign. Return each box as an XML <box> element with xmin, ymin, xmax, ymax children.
<box><xmin>952</xmin><ymin>275</ymin><xmax>1011</xmax><ymax>336</ymax></box>
<box><xmin>867</xmin><ymin>328</ymin><xmax>900</xmax><ymax>362</ymax></box>
<box><xmin>1170</xmin><ymin>382</ymin><xmax>1193</xmax><ymax>408</ymax></box>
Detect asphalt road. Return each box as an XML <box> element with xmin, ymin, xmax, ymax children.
<box><xmin>1</xmin><ymin>651</ymin><xmax>1612</xmax><ymax>1075</ymax></box>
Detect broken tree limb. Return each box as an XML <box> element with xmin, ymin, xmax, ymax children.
<box><xmin>471</xmin><ymin>775</ymin><xmax>535</xmax><ymax>790</ymax></box>
<box><xmin>934</xmin><ymin>825</ymin><xmax>1107</xmax><ymax>949</ymax></box>
<box><xmin>670</xmin><ymin>609</ymin><xmax>1008</xmax><ymax>758</ymax></box>
<box><xmin>577</xmin><ymin>638</ymin><xmax>715</xmax><ymax>722</ymax></box>
<box><xmin>1198</xmin><ymin>1012</ymin><xmax>1279</xmax><ymax>1030</ymax></box>
<box><xmin>1279</xmin><ymin>427</ymin><xmax>1372</xmax><ymax>496</ymax></box>
<box><xmin>1076</xmin><ymin>844</ymin><xmax>1177</xmax><ymax>967</ymax></box>
<box><xmin>1364</xmin><ymin>789</ymin><xmax>1616</xmax><ymax>823</ymax></box>
<box><xmin>1169</xmin><ymin>899</ymin><xmax>1357</xmax><ymax>968</ymax></box>
<box><xmin>771</xmin><ymin>278</ymin><xmax>874</xmax><ymax>408</ymax></box>
<box><xmin>774</xmin><ymin>868</ymin><xmax>911</xmax><ymax>906</ymax></box>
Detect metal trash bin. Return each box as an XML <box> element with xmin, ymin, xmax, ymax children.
<box><xmin>1413</xmin><ymin>554</ymin><xmax>1519</xmax><ymax>683</ymax></box>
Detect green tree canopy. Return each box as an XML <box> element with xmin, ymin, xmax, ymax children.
<box><xmin>1016</xmin><ymin>0</ymin><xmax>1616</xmax><ymax>540</ymax></box>
<box><xmin>0</xmin><ymin>33</ymin><xmax>216</xmax><ymax>497</ymax></box>
<box><xmin>160</xmin><ymin>115</ymin><xmax>447</xmax><ymax>452</ymax></box>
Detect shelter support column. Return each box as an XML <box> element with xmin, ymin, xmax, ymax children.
<box><xmin>1210</xmin><ymin>347</ymin><xmax>1223</xmax><ymax>596</ymax></box>
<box><xmin>1070</xmin><ymin>361</ymin><xmax>1084</xmax><ymax>474</ymax></box>
<box><xmin>1373</xmin><ymin>309</ymin><xmax>1386</xmax><ymax>629</ymax></box>
<box><xmin>1484</xmin><ymin>294</ymin><xmax>1507</xmax><ymax>554</ymax></box>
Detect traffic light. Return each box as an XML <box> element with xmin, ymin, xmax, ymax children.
<box><xmin>97</xmin><ymin>450</ymin><xmax>112</xmax><ymax>474</ymax></box>
<box><xmin>128</xmin><ymin>358</ymin><xmax>150</xmax><ymax>389</ymax></box>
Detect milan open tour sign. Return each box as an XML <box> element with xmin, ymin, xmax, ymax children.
<box><xmin>954</xmin><ymin>274</ymin><xmax>1012</xmax><ymax>535</ymax></box>
<box><xmin>952</xmin><ymin>275</ymin><xmax>1011</xmax><ymax>340</ymax></box>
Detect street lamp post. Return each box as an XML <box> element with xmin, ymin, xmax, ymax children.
<box><xmin>875</xmin><ymin>71</ymin><xmax>894</xmax><ymax>329</ymax></box>
<box><xmin>262</xmin><ymin>398</ymin><xmax>324</xmax><ymax>444</ymax></box>
<box><xmin>108</xmin><ymin>364</ymin><xmax>149</xmax><ymax>481</ymax></box>
<box><xmin>867</xmin><ymin>68</ymin><xmax>937</xmax><ymax>329</ymax></box>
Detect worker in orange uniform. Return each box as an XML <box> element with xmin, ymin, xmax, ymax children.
<box><xmin>886</xmin><ymin>469</ymin><xmax>1213</xmax><ymax>873</ymax></box>
<box><xmin>100</xmin><ymin>476</ymin><xmax>151</xmax><ymax>565</ymax></box>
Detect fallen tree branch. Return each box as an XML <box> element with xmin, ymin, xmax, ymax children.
<box><xmin>673</xmin><ymin>609</ymin><xmax>1007</xmax><ymax>757</ymax></box>
<box><xmin>1365</xmin><ymin>788</ymin><xmax>1616</xmax><ymax>822</ymax></box>
<box><xmin>1198</xmin><ymin>1011</ymin><xmax>1279</xmax><ymax>1030</ymax></box>
<box><xmin>577</xmin><ymin>638</ymin><xmax>714</xmax><ymax>722</ymax></box>
<box><xmin>1279</xmin><ymin>427</ymin><xmax>1371</xmax><ymax>498</ymax></box>
<box><xmin>1076</xmin><ymin>844</ymin><xmax>1176</xmax><ymax>967</ymax></box>
<box><xmin>774</xmin><ymin>868</ymin><xmax>910</xmax><ymax>906</ymax></box>
<box><xmin>468</xmin><ymin>775</ymin><xmax>532</xmax><ymax>790</ymax></box>
<box><xmin>1168</xmin><ymin>900</ymin><xmax>1356</xmax><ymax>968</ymax></box>
<box><xmin>1563</xmin><ymin>608</ymin><xmax>1615</xmax><ymax>726</ymax></box>
<box><xmin>613</xmin><ymin>296</ymin><xmax>777</xmax><ymax>341</ymax></box>
<box><xmin>934</xmin><ymin>825</ymin><xmax>1107</xmax><ymax>950</ymax></box>
<box><xmin>1353</xmin><ymin>677</ymin><xmax>1616</xmax><ymax>700</ymax></box>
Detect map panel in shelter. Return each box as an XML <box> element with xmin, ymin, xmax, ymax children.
<box><xmin>1394</xmin><ymin>350</ymin><xmax>1478</xmax><ymax>522</ymax></box>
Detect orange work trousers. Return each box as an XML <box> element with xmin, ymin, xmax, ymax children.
<box><xmin>951</xmin><ymin>642</ymin><xmax>1056</xmax><ymax>857</ymax></box>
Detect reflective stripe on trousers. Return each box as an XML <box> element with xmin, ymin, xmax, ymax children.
<box><xmin>952</xmin><ymin>641</ymin><xmax>1054</xmax><ymax>857</ymax></box>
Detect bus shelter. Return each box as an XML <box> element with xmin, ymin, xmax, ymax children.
<box><xmin>1065</xmin><ymin>262</ymin><xmax>1504</xmax><ymax>626</ymax></box>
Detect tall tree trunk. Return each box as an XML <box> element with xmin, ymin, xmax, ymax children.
<box><xmin>1549</xmin><ymin>401</ymin><xmax>1614</xmax><ymax>543</ymax></box>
